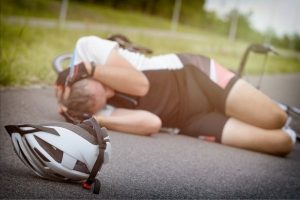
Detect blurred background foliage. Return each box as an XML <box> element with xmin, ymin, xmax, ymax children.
<box><xmin>0</xmin><ymin>0</ymin><xmax>299</xmax><ymax>86</ymax></box>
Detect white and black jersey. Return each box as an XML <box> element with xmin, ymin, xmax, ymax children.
<box><xmin>74</xmin><ymin>36</ymin><xmax>239</xmax><ymax>142</ymax></box>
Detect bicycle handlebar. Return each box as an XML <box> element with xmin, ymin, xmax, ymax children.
<box><xmin>52</xmin><ymin>53</ymin><xmax>72</xmax><ymax>74</ymax></box>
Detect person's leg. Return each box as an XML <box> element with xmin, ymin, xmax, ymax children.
<box><xmin>178</xmin><ymin>57</ymin><xmax>287</xmax><ymax>130</ymax></box>
<box><xmin>225</xmin><ymin>79</ymin><xmax>287</xmax><ymax>129</ymax></box>
<box><xmin>181</xmin><ymin>112</ymin><xmax>228</xmax><ymax>143</ymax></box>
<box><xmin>181</xmin><ymin>112</ymin><xmax>293</xmax><ymax>156</ymax></box>
<box><xmin>178</xmin><ymin>55</ymin><xmax>289</xmax><ymax>134</ymax></box>
<box><xmin>222</xmin><ymin>118</ymin><xmax>293</xmax><ymax>156</ymax></box>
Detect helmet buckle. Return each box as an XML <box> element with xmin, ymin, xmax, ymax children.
<box><xmin>82</xmin><ymin>181</ymin><xmax>92</xmax><ymax>190</ymax></box>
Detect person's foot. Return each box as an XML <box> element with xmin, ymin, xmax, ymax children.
<box><xmin>286</xmin><ymin>106</ymin><xmax>300</xmax><ymax>143</ymax></box>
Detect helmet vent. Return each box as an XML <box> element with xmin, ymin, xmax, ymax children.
<box><xmin>33</xmin><ymin>147</ymin><xmax>50</xmax><ymax>162</ymax></box>
<box><xmin>16</xmin><ymin>140</ymin><xmax>35</xmax><ymax>170</ymax></box>
<box><xmin>24</xmin><ymin>137</ymin><xmax>49</xmax><ymax>165</ymax></box>
<box><xmin>34</xmin><ymin>135</ymin><xmax>63</xmax><ymax>163</ymax></box>
<box><xmin>73</xmin><ymin>160</ymin><xmax>90</xmax><ymax>174</ymax></box>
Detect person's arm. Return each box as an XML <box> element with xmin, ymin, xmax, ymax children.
<box><xmin>85</xmin><ymin>49</ymin><xmax>149</xmax><ymax>96</ymax></box>
<box><xmin>94</xmin><ymin>108</ymin><xmax>162</xmax><ymax>136</ymax></box>
<box><xmin>56</xmin><ymin>49</ymin><xmax>149</xmax><ymax>102</ymax></box>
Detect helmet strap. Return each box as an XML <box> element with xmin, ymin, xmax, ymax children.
<box><xmin>81</xmin><ymin>117</ymin><xmax>108</xmax><ymax>194</ymax></box>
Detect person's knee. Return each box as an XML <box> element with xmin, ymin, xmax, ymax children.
<box><xmin>266</xmin><ymin>108</ymin><xmax>287</xmax><ymax>129</ymax></box>
<box><xmin>225</xmin><ymin>79</ymin><xmax>288</xmax><ymax>129</ymax></box>
<box><xmin>273</xmin><ymin>133</ymin><xmax>293</xmax><ymax>156</ymax></box>
<box><xmin>146</xmin><ymin>115</ymin><xmax>162</xmax><ymax>135</ymax></box>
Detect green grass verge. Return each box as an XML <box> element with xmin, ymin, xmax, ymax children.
<box><xmin>0</xmin><ymin>23</ymin><xmax>103</xmax><ymax>86</ymax></box>
<box><xmin>1</xmin><ymin>0</ymin><xmax>299</xmax><ymax>86</ymax></box>
<box><xmin>1</xmin><ymin>23</ymin><xmax>299</xmax><ymax>86</ymax></box>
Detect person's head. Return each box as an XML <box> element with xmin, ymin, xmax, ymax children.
<box><xmin>63</xmin><ymin>78</ymin><xmax>114</xmax><ymax>115</ymax></box>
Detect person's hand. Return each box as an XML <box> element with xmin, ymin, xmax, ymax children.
<box><xmin>55</xmin><ymin>62</ymin><xmax>94</xmax><ymax>102</ymax></box>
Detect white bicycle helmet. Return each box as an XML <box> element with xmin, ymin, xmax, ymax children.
<box><xmin>5</xmin><ymin>117</ymin><xmax>111</xmax><ymax>194</ymax></box>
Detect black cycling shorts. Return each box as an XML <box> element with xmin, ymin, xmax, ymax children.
<box><xmin>177</xmin><ymin>53</ymin><xmax>239</xmax><ymax>143</ymax></box>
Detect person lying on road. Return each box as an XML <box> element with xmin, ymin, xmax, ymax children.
<box><xmin>56</xmin><ymin>35</ymin><xmax>297</xmax><ymax>156</ymax></box>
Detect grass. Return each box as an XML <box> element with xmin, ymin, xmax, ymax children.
<box><xmin>0</xmin><ymin>24</ymin><xmax>105</xmax><ymax>85</ymax></box>
<box><xmin>0</xmin><ymin>1</ymin><xmax>299</xmax><ymax>86</ymax></box>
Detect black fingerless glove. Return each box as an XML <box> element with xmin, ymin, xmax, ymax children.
<box><xmin>56</xmin><ymin>62</ymin><xmax>96</xmax><ymax>87</ymax></box>
<box><xmin>66</xmin><ymin>62</ymin><xmax>90</xmax><ymax>86</ymax></box>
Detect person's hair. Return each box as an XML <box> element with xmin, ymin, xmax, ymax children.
<box><xmin>62</xmin><ymin>79</ymin><xmax>98</xmax><ymax>115</ymax></box>
<box><xmin>107</xmin><ymin>34</ymin><xmax>153</xmax><ymax>54</ymax></box>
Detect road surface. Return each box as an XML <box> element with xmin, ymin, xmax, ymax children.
<box><xmin>0</xmin><ymin>74</ymin><xmax>300</xmax><ymax>198</ymax></box>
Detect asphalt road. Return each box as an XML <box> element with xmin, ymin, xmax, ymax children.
<box><xmin>0</xmin><ymin>74</ymin><xmax>300</xmax><ymax>199</ymax></box>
